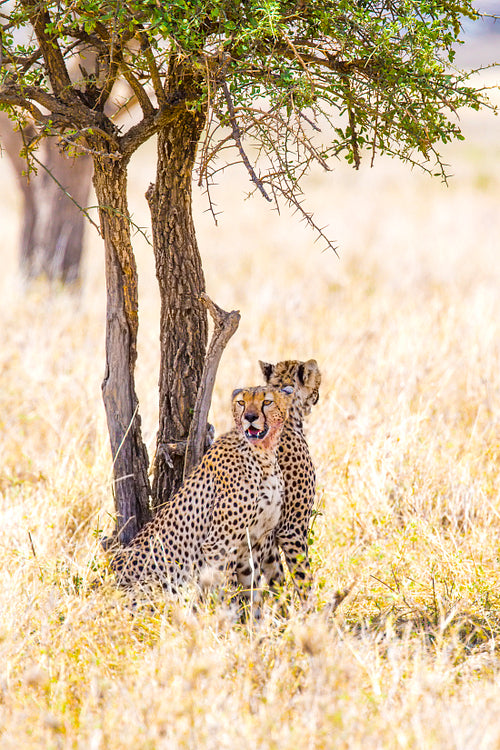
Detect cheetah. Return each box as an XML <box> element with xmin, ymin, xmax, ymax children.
<box><xmin>236</xmin><ymin>359</ymin><xmax>321</xmax><ymax>598</ymax></box>
<box><xmin>111</xmin><ymin>386</ymin><xmax>292</xmax><ymax>592</ymax></box>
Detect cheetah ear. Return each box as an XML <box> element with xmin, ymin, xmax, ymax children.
<box><xmin>231</xmin><ymin>388</ymin><xmax>244</xmax><ymax>401</ymax></box>
<box><xmin>298</xmin><ymin>359</ymin><xmax>320</xmax><ymax>387</ymax></box>
<box><xmin>259</xmin><ymin>360</ymin><xmax>274</xmax><ymax>382</ymax></box>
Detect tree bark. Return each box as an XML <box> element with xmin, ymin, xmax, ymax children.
<box><xmin>183</xmin><ymin>294</ymin><xmax>240</xmax><ymax>480</ymax></box>
<box><xmin>93</xmin><ymin>153</ymin><xmax>151</xmax><ymax>544</ymax></box>
<box><xmin>147</xmin><ymin>105</ymin><xmax>208</xmax><ymax>511</ymax></box>
<box><xmin>0</xmin><ymin>115</ymin><xmax>92</xmax><ymax>284</ymax></box>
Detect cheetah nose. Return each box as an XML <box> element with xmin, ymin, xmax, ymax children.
<box><xmin>245</xmin><ymin>413</ymin><xmax>258</xmax><ymax>423</ymax></box>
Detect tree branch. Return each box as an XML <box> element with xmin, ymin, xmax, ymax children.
<box><xmin>0</xmin><ymin>89</ymin><xmax>48</xmax><ymax>126</ymax></box>
<box><xmin>183</xmin><ymin>293</ymin><xmax>240</xmax><ymax>479</ymax></box>
<box><xmin>20</xmin><ymin>0</ymin><xmax>74</xmax><ymax>100</ymax></box>
<box><xmin>118</xmin><ymin>57</ymin><xmax>155</xmax><ymax>117</ymax></box>
<box><xmin>139</xmin><ymin>33</ymin><xmax>167</xmax><ymax>106</ymax></box>
<box><xmin>221</xmin><ymin>80</ymin><xmax>272</xmax><ymax>202</ymax></box>
<box><xmin>120</xmin><ymin>98</ymin><xmax>187</xmax><ymax>158</ymax></box>
<box><xmin>347</xmin><ymin>93</ymin><xmax>360</xmax><ymax>169</ymax></box>
<box><xmin>0</xmin><ymin>83</ymin><xmax>97</xmax><ymax>133</ymax></box>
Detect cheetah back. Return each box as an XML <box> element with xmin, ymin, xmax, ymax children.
<box><xmin>255</xmin><ymin>359</ymin><xmax>321</xmax><ymax>594</ymax></box>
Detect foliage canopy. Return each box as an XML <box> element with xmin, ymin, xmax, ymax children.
<box><xmin>0</xmin><ymin>0</ymin><xmax>492</xmax><ymax>243</ymax></box>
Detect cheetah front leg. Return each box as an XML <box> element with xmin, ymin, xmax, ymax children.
<box><xmin>258</xmin><ymin>532</ymin><xmax>285</xmax><ymax>592</ymax></box>
<box><xmin>202</xmin><ymin>532</ymin><xmax>265</xmax><ymax>617</ymax></box>
<box><xmin>276</xmin><ymin>522</ymin><xmax>313</xmax><ymax>598</ymax></box>
<box><xmin>235</xmin><ymin>544</ymin><xmax>259</xmax><ymax>593</ymax></box>
<box><xmin>234</xmin><ymin>534</ymin><xmax>270</xmax><ymax>606</ymax></box>
<box><xmin>200</xmin><ymin>537</ymin><xmax>239</xmax><ymax>588</ymax></box>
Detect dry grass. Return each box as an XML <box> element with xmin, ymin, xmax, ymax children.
<box><xmin>1</xmin><ymin>73</ymin><xmax>500</xmax><ymax>748</ymax></box>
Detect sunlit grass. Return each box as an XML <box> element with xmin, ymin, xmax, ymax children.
<box><xmin>0</xmin><ymin>82</ymin><xmax>499</xmax><ymax>747</ymax></box>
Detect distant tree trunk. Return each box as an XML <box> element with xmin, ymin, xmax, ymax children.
<box><xmin>147</xmin><ymin>104</ymin><xmax>208</xmax><ymax>511</ymax></box>
<box><xmin>0</xmin><ymin>116</ymin><xmax>92</xmax><ymax>284</ymax></box>
<box><xmin>93</xmin><ymin>152</ymin><xmax>152</xmax><ymax>544</ymax></box>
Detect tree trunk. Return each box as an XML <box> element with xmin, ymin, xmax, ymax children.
<box><xmin>147</xmin><ymin>106</ymin><xmax>208</xmax><ymax>510</ymax></box>
<box><xmin>93</xmin><ymin>153</ymin><xmax>152</xmax><ymax>544</ymax></box>
<box><xmin>0</xmin><ymin>115</ymin><xmax>92</xmax><ymax>284</ymax></box>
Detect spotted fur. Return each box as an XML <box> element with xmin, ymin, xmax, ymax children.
<box><xmin>236</xmin><ymin>359</ymin><xmax>321</xmax><ymax>597</ymax></box>
<box><xmin>111</xmin><ymin>387</ymin><xmax>292</xmax><ymax>592</ymax></box>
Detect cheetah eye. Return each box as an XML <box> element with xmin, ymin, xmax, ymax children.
<box><xmin>262</xmin><ymin>399</ymin><xmax>273</xmax><ymax>406</ymax></box>
<box><xmin>237</xmin><ymin>400</ymin><xmax>246</xmax><ymax>407</ymax></box>
<box><xmin>281</xmin><ymin>385</ymin><xmax>294</xmax><ymax>395</ymax></box>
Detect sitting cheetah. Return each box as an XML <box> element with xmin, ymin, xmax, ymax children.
<box><xmin>111</xmin><ymin>386</ymin><xmax>292</xmax><ymax>592</ymax></box>
<box><xmin>236</xmin><ymin>359</ymin><xmax>321</xmax><ymax>597</ymax></box>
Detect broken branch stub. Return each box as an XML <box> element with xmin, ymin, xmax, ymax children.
<box><xmin>183</xmin><ymin>293</ymin><xmax>240</xmax><ymax>479</ymax></box>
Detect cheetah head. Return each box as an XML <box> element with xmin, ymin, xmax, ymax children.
<box><xmin>259</xmin><ymin>359</ymin><xmax>321</xmax><ymax>419</ymax></box>
<box><xmin>231</xmin><ymin>386</ymin><xmax>292</xmax><ymax>451</ymax></box>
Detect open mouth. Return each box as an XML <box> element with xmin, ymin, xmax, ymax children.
<box><xmin>245</xmin><ymin>425</ymin><xmax>269</xmax><ymax>440</ymax></box>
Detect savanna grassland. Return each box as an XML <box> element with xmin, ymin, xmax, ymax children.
<box><xmin>0</xmin><ymin>67</ymin><xmax>500</xmax><ymax>748</ymax></box>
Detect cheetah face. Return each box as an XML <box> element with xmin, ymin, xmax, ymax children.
<box><xmin>231</xmin><ymin>387</ymin><xmax>292</xmax><ymax>451</ymax></box>
<box><xmin>259</xmin><ymin>359</ymin><xmax>321</xmax><ymax>417</ymax></box>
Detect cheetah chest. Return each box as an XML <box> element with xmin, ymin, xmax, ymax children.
<box><xmin>249</xmin><ymin>472</ymin><xmax>283</xmax><ymax>545</ymax></box>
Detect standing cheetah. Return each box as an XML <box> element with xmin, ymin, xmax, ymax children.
<box><xmin>111</xmin><ymin>386</ymin><xmax>292</xmax><ymax>592</ymax></box>
<box><xmin>236</xmin><ymin>359</ymin><xmax>321</xmax><ymax>597</ymax></box>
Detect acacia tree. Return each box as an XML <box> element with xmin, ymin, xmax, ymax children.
<box><xmin>0</xmin><ymin>0</ymin><xmax>492</xmax><ymax>544</ymax></box>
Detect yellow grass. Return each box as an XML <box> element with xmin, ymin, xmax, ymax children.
<box><xmin>1</xmin><ymin>73</ymin><xmax>500</xmax><ymax>748</ymax></box>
